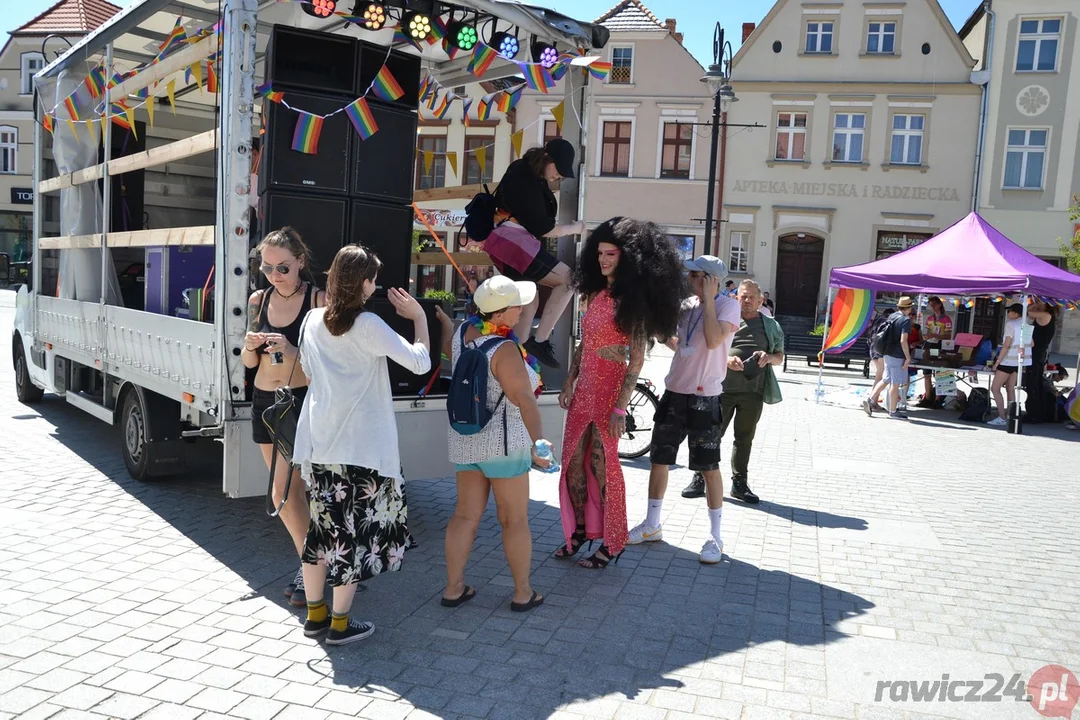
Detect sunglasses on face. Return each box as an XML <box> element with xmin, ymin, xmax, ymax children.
<box><xmin>260</xmin><ymin>262</ymin><xmax>293</xmax><ymax>276</ymax></box>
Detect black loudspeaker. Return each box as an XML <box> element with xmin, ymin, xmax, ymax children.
<box><xmin>262</xmin><ymin>191</ymin><xmax>347</xmax><ymax>284</ymax></box>
<box><xmin>266</xmin><ymin>25</ymin><xmax>358</xmax><ymax>97</ymax></box>
<box><xmin>365</xmin><ymin>296</ymin><xmax>443</xmax><ymax>397</ymax></box>
<box><xmin>98</xmin><ymin>120</ymin><xmax>146</xmax><ymax>232</ymax></box>
<box><xmin>260</xmin><ymin>91</ymin><xmax>351</xmax><ymax>195</ymax></box>
<box><xmin>348</xmin><ymin>199</ymin><xmax>412</xmax><ymax>291</ymax></box>
<box><xmin>351</xmin><ymin>103</ymin><xmax>417</xmax><ymax>204</ymax></box>
<box><xmin>357</xmin><ymin>42</ymin><xmax>422</xmax><ymax>110</ymax></box>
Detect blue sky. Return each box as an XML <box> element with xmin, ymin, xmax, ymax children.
<box><xmin>3</xmin><ymin>0</ymin><xmax>981</xmax><ymax>66</ymax></box>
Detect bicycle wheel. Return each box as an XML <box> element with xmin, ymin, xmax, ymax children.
<box><xmin>618</xmin><ymin>382</ymin><xmax>660</xmax><ymax>459</ymax></box>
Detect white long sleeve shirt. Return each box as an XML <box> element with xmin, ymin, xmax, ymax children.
<box><xmin>293</xmin><ymin>308</ymin><xmax>431</xmax><ymax>481</ymax></box>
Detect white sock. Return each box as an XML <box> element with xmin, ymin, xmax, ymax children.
<box><xmin>708</xmin><ymin>506</ymin><xmax>723</xmax><ymax>544</ymax></box>
<box><xmin>646</xmin><ymin>499</ymin><xmax>663</xmax><ymax>527</ymax></box>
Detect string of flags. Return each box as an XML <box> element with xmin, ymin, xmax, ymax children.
<box><xmin>943</xmin><ymin>295</ymin><xmax>1079</xmax><ymax>311</ymax></box>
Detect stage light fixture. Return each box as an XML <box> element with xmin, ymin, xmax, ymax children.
<box><xmin>302</xmin><ymin>0</ymin><xmax>337</xmax><ymax>19</ymax></box>
<box><xmin>358</xmin><ymin>2</ymin><xmax>386</xmax><ymax>30</ymax></box>
<box><xmin>447</xmin><ymin>20</ymin><xmax>478</xmax><ymax>51</ymax></box>
<box><xmin>531</xmin><ymin>40</ymin><xmax>558</xmax><ymax>68</ymax></box>
<box><xmin>491</xmin><ymin>30</ymin><xmax>519</xmax><ymax>59</ymax></box>
<box><xmin>404</xmin><ymin>10</ymin><xmax>432</xmax><ymax>40</ymax></box>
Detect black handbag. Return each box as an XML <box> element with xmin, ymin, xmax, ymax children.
<box><xmin>262</xmin><ymin>319</ymin><xmax>307</xmax><ymax>518</ymax></box>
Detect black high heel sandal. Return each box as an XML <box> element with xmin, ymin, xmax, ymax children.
<box><xmin>553</xmin><ymin>528</ymin><xmax>592</xmax><ymax>559</ymax></box>
<box><xmin>579</xmin><ymin>544</ymin><xmax>623</xmax><ymax>569</ymax></box>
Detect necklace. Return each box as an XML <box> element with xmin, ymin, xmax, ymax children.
<box><xmin>467</xmin><ymin>315</ymin><xmax>543</xmax><ymax>395</ymax></box>
<box><xmin>275</xmin><ymin>281</ymin><xmax>305</xmax><ymax>300</ymax></box>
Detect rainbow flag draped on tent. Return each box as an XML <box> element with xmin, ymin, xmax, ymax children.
<box><xmin>820</xmin><ymin>287</ymin><xmax>875</xmax><ymax>356</ymax></box>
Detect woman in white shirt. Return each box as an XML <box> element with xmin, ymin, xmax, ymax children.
<box><xmin>439</xmin><ymin>276</ymin><xmax>552</xmax><ymax>613</ymax></box>
<box><xmin>292</xmin><ymin>244</ymin><xmax>431</xmax><ymax>645</ymax></box>
<box><xmin>988</xmin><ymin>302</ymin><xmax>1032</xmax><ymax>426</ymax></box>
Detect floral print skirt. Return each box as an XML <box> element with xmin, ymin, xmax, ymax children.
<box><xmin>302</xmin><ymin>463</ymin><xmax>411</xmax><ymax>587</ymax></box>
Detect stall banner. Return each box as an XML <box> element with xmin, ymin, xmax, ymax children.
<box><xmin>934</xmin><ymin>371</ymin><xmax>958</xmax><ymax>397</ymax></box>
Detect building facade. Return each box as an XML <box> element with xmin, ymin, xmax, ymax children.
<box><xmin>961</xmin><ymin>0</ymin><xmax>1080</xmax><ymax>354</ymax></box>
<box><xmin>514</xmin><ymin>0</ymin><xmax>715</xmax><ymax>260</ymax></box>
<box><xmin>723</xmin><ymin>0</ymin><xmax>981</xmax><ymax>319</ymax></box>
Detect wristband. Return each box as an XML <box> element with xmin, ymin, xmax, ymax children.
<box><xmin>612</xmin><ymin>408</ymin><xmax>627</xmax><ymax>416</ymax></box>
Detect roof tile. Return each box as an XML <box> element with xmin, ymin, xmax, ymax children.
<box><xmin>13</xmin><ymin>0</ymin><xmax>122</xmax><ymax>35</ymax></box>
<box><xmin>594</xmin><ymin>0</ymin><xmax>667</xmax><ymax>33</ymax></box>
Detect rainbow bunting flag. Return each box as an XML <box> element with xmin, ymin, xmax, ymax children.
<box><xmin>461</xmin><ymin>98</ymin><xmax>472</xmax><ymax>123</ymax></box>
<box><xmin>442</xmin><ymin>39</ymin><xmax>461</xmax><ymax>61</ymax></box>
<box><xmin>158</xmin><ymin>17</ymin><xmax>188</xmax><ymax>58</ymax></box>
<box><xmin>42</xmin><ymin>113</ymin><xmax>54</xmax><ymax>133</ymax></box>
<box><xmin>467</xmin><ymin>44</ymin><xmax>498</xmax><ymax>77</ymax></box>
<box><xmin>344</xmin><ymin>97</ymin><xmax>378</xmax><ymax>140</ymax></box>
<box><xmin>476</xmin><ymin>94</ymin><xmax>495</xmax><ymax>121</ymax></box>
<box><xmin>432</xmin><ymin>93</ymin><xmax>450</xmax><ymax>119</ymax></box>
<box><xmin>496</xmin><ymin>85</ymin><xmax>523</xmax><ymax>114</ymax></box>
<box><xmin>393</xmin><ymin>28</ymin><xmax>423</xmax><ymax>52</ymax></box>
<box><xmin>370</xmin><ymin>64</ymin><xmax>404</xmax><ymax>102</ymax></box>
<box><xmin>418</xmin><ymin>76</ymin><xmax>432</xmax><ymax>104</ymax></box>
<box><xmin>587</xmin><ymin>61</ymin><xmax>613</xmax><ymax>81</ymax></box>
<box><xmin>291</xmin><ymin>111</ymin><xmax>324</xmax><ymax>154</ymax></box>
<box><xmin>820</xmin><ymin>288</ymin><xmax>875</xmax><ymax>356</ymax></box>
<box><xmin>550</xmin><ymin>62</ymin><xmax>570</xmax><ymax>82</ymax></box>
<box><xmin>427</xmin><ymin>15</ymin><xmax>447</xmax><ymax>45</ymax></box>
<box><xmin>111</xmin><ymin>111</ymin><xmax>132</xmax><ymax>131</ymax></box>
<box><xmin>206</xmin><ymin>60</ymin><xmax>218</xmax><ymax>94</ymax></box>
<box><xmin>63</xmin><ymin>94</ymin><xmax>81</xmax><ymax>120</ymax></box>
<box><xmin>518</xmin><ymin>62</ymin><xmax>555</xmax><ymax>93</ymax></box>
<box><xmin>83</xmin><ymin>65</ymin><xmax>105</xmax><ymax>99</ymax></box>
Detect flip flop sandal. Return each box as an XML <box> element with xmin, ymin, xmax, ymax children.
<box><xmin>440</xmin><ymin>586</ymin><xmax>477</xmax><ymax>608</ymax></box>
<box><xmin>510</xmin><ymin>590</ymin><xmax>544</xmax><ymax>613</ymax></box>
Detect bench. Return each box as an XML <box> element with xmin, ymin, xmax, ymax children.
<box><xmin>783</xmin><ymin>333</ymin><xmax>871</xmax><ymax>378</ymax></box>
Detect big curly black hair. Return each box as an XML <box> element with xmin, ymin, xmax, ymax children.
<box><xmin>573</xmin><ymin>217</ymin><xmax>685</xmax><ymax>339</ymax></box>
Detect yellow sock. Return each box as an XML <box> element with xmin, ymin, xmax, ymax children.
<box><xmin>330</xmin><ymin>612</ymin><xmax>348</xmax><ymax>632</ymax></box>
<box><xmin>306</xmin><ymin>600</ymin><xmax>327</xmax><ymax>623</ymax></box>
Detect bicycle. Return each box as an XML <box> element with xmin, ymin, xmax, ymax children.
<box><xmin>618</xmin><ymin>378</ymin><xmax>661</xmax><ymax>459</ymax></box>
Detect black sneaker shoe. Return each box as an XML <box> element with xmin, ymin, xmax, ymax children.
<box><xmin>289</xmin><ymin>569</ymin><xmax>306</xmax><ymax>608</ymax></box>
<box><xmin>303</xmin><ymin>616</ymin><xmax>330</xmax><ymax>637</ymax></box>
<box><xmin>731</xmin><ymin>479</ymin><xmax>760</xmax><ymax>504</ymax></box>
<box><xmin>325</xmin><ymin>619</ymin><xmax>375</xmax><ymax>646</ymax></box>
<box><xmin>284</xmin><ymin>567</ymin><xmax>302</xmax><ymax>600</ymax></box>
<box><xmin>524</xmin><ymin>338</ymin><xmax>561</xmax><ymax>369</ymax></box>
<box><xmin>681</xmin><ymin>473</ymin><xmax>706</xmax><ymax>499</ymax></box>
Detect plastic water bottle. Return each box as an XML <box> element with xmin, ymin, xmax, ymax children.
<box><xmin>533</xmin><ymin>440</ymin><xmax>560</xmax><ymax>474</ymax></box>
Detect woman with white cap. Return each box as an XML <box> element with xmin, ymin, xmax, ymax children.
<box><xmin>438</xmin><ymin>276</ymin><xmax>552</xmax><ymax>613</ymax></box>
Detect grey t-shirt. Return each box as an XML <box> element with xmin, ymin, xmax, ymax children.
<box><xmin>886</xmin><ymin>314</ymin><xmax>912</xmax><ymax>359</ymax></box>
<box><xmin>724</xmin><ymin>315</ymin><xmax>769</xmax><ymax>395</ymax></box>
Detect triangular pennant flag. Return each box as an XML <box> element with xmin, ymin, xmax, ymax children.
<box><xmin>125</xmin><ymin>106</ymin><xmax>138</xmax><ymax>139</ymax></box>
<box><xmin>371</xmin><ymin>64</ymin><xmax>405</xmax><ymax>102</ymax></box>
<box><xmin>166</xmin><ymin>80</ymin><xmax>176</xmax><ymax>114</ymax></box>
<box><xmin>423</xmin><ymin>150</ymin><xmax>434</xmax><ymax>176</ymax></box>
<box><xmin>446</xmin><ymin>151</ymin><xmax>458</xmax><ymax>178</ymax></box>
<box><xmin>42</xmin><ymin>113</ymin><xmax>54</xmax><ymax>134</ymax></box>
<box><xmin>510</xmin><ymin>129</ymin><xmax>523</xmax><ymax>159</ymax></box>
<box><xmin>67</xmin><ymin>119</ymin><xmax>79</xmax><ymax>142</ymax></box>
<box><xmin>145</xmin><ymin>96</ymin><xmax>155</xmax><ymax>127</ymax></box>
<box><xmin>475</xmin><ymin>145</ymin><xmax>488</xmax><ymax>180</ymax></box>
<box><xmin>551</xmin><ymin>99</ymin><xmax>566</xmax><ymax>133</ymax></box>
<box><xmin>291</xmin><ymin>111</ymin><xmax>324</xmax><ymax>154</ymax></box>
<box><xmin>344</xmin><ymin>97</ymin><xmax>378</xmax><ymax>140</ymax></box>
<box><xmin>192</xmin><ymin>62</ymin><xmax>203</xmax><ymax>92</ymax></box>
<box><xmin>85</xmin><ymin>118</ymin><xmax>95</xmax><ymax>143</ymax></box>
<box><xmin>206</xmin><ymin>60</ymin><xmax>218</xmax><ymax>94</ymax></box>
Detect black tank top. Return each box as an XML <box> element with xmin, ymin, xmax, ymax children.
<box><xmin>255</xmin><ymin>283</ymin><xmax>313</xmax><ymax>354</ymax></box>
<box><xmin>1032</xmin><ymin>315</ymin><xmax>1056</xmax><ymax>354</ymax></box>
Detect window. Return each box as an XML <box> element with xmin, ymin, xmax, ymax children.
<box><xmin>415</xmin><ymin>135</ymin><xmax>447</xmax><ymax>190</ymax></box>
<box><xmin>660</xmin><ymin>122</ymin><xmax>693</xmax><ymax>178</ymax></box>
<box><xmin>543</xmin><ymin>120</ymin><xmax>559</xmax><ymax>146</ymax></box>
<box><xmin>611</xmin><ymin>46</ymin><xmax>633</xmax><ymax>84</ymax></box>
<box><xmin>832</xmin><ymin>113</ymin><xmax>865</xmax><ymax>162</ymax></box>
<box><xmin>1016</xmin><ymin>18</ymin><xmax>1061</xmax><ymax>72</ymax></box>
<box><xmin>889</xmin><ymin>115</ymin><xmax>924</xmax><ymax>165</ymax></box>
<box><xmin>464</xmin><ymin>136</ymin><xmax>494</xmax><ymax>185</ymax></box>
<box><xmin>775</xmin><ymin>112</ymin><xmax>807</xmax><ymax>160</ymax></box>
<box><xmin>0</xmin><ymin>127</ymin><xmax>16</xmax><ymax>174</ymax></box>
<box><xmin>1004</xmin><ymin>128</ymin><xmax>1047</xmax><ymax>189</ymax></box>
<box><xmin>600</xmin><ymin>121</ymin><xmax>631</xmax><ymax>176</ymax></box>
<box><xmin>867</xmin><ymin>22</ymin><xmax>896</xmax><ymax>54</ymax></box>
<box><xmin>805</xmin><ymin>22</ymin><xmax>834</xmax><ymax>53</ymax></box>
<box><xmin>729</xmin><ymin>231</ymin><xmax>749</xmax><ymax>273</ymax></box>
<box><xmin>21</xmin><ymin>53</ymin><xmax>45</xmax><ymax>95</ymax></box>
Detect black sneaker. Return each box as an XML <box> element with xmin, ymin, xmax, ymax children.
<box><xmin>325</xmin><ymin>619</ymin><xmax>375</xmax><ymax>646</ymax></box>
<box><xmin>524</xmin><ymin>338</ymin><xmax>560</xmax><ymax>369</ymax></box>
<box><xmin>303</xmin><ymin>616</ymin><xmax>330</xmax><ymax>637</ymax></box>
<box><xmin>681</xmin><ymin>473</ymin><xmax>706</xmax><ymax>499</ymax></box>
<box><xmin>731</xmin><ymin>479</ymin><xmax>760</xmax><ymax>504</ymax></box>
<box><xmin>288</xmin><ymin>570</ymin><xmax>306</xmax><ymax>608</ymax></box>
<box><xmin>284</xmin><ymin>567</ymin><xmax>303</xmax><ymax>600</ymax></box>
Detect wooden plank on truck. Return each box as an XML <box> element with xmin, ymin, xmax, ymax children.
<box><xmin>39</xmin><ymin>226</ymin><xmax>215</xmax><ymax>250</ymax></box>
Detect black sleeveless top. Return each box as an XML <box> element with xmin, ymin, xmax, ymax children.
<box><xmin>1032</xmin><ymin>315</ymin><xmax>1056</xmax><ymax>355</ymax></box>
<box><xmin>255</xmin><ymin>283</ymin><xmax>313</xmax><ymax>354</ymax></box>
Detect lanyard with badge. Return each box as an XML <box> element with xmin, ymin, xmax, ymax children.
<box><xmin>681</xmin><ymin>305</ymin><xmax>704</xmax><ymax>357</ymax></box>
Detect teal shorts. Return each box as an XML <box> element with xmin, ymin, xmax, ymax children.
<box><xmin>454</xmin><ymin>449</ymin><xmax>532</xmax><ymax>479</ymax></box>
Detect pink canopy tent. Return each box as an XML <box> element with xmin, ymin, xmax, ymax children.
<box><xmin>829</xmin><ymin>212</ymin><xmax>1080</xmax><ymax>299</ymax></box>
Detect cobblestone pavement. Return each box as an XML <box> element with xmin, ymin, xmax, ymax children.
<box><xmin>2</xmin><ymin>292</ymin><xmax>1079</xmax><ymax>720</ymax></box>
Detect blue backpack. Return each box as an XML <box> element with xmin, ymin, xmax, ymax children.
<box><xmin>447</xmin><ymin>324</ymin><xmax>509</xmax><ymax>437</ymax></box>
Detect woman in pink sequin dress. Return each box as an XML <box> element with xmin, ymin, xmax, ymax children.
<box><xmin>556</xmin><ymin>218</ymin><xmax>685</xmax><ymax>568</ymax></box>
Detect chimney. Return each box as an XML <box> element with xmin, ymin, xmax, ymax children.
<box><xmin>742</xmin><ymin>22</ymin><xmax>756</xmax><ymax>43</ymax></box>
<box><xmin>664</xmin><ymin>18</ymin><xmax>684</xmax><ymax>45</ymax></box>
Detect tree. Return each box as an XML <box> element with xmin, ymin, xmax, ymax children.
<box><xmin>1059</xmin><ymin>193</ymin><xmax>1080</xmax><ymax>274</ymax></box>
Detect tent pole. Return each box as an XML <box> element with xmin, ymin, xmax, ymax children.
<box><xmin>815</xmin><ymin>286</ymin><xmax>836</xmax><ymax>404</ymax></box>
<box><xmin>1014</xmin><ymin>293</ymin><xmax>1028</xmax><ymax>434</ymax></box>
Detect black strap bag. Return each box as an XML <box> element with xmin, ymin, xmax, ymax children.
<box><xmin>262</xmin><ymin>317</ymin><xmax>307</xmax><ymax>517</ymax></box>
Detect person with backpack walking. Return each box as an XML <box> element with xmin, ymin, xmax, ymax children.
<box><xmin>290</xmin><ymin>244</ymin><xmax>431</xmax><ymax>646</ymax></box>
<box><xmin>440</xmin><ymin>276</ymin><xmax>551</xmax><ymax>612</ymax></box>
<box><xmin>864</xmin><ymin>307</ymin><xmax>896</xmax><ymax>411</ymax></box>
<box><xmin>863</xmin><ymin>296</ymin><xmax>915</xmax><ymax>419</ymax></box>
<box><xmin>464</xmin><ymin>139</ymin><xmax>584</xmax><ymax>369</ymax></box>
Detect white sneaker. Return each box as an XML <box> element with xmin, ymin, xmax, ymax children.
<box><xmin>987</xmin><ymin>416</ymin><xmax>1007</xmax><ymax>426</ymax></box>
<box><xmin>626</xmin><ymin>521</ymin><xmax>663</xmax><ymax>545</ymax></box>
<box><xmin>699</xmin><ymin>537</ymin><xmax>724</xmax><ymax>564</ymax></box>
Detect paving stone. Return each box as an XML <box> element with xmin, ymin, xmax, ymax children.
<box><xmin>84</xmin><ymin>692</ymin><xmax>159</xmax><ymax>720</ymax></box>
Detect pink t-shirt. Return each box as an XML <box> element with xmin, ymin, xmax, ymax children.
<box><xmin>664</xmin><ymin>294</ymin><xmax>742</xmax><ymax>397</ymax></box>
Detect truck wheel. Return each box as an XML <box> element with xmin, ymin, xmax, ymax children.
<box><xmin>122</xmin><ymin>391</ymin><xmax>154</xmax><ymax>480</ymax></box>
<box><xmin>14</xmin><ymin>340</ymin><xmax>44</xmax><ymax>404</ymax></box>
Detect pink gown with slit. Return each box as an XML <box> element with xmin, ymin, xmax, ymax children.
<box><xmin>558</xmin><ymin>290</ymin><xmax>630</xmax><ymax>556</ymax></box>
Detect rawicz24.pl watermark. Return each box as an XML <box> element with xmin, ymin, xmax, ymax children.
<box><xmin>875</xmin><ymin>665</ymin><xmax>1079</xmax><ymax>717</ymax></box>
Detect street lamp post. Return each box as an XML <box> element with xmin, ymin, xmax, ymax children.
<box><xmin>701</xmin><ymin>24</ymin><xmax>737</xmax><ymax>257</ymax></box>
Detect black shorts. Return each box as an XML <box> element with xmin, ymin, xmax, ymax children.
<box><xmin>649</xmin><ymin>392</ymin><xmax>722</xmax><ymax>472</ymax></box>
<box><xmin>251</xmin><ymin>386</ymin><xmax>307</xmax><ymax>444</ymax></box>
<box><xmin>996</xmin><ymin>365</ymin><xmax>1018</xmax><ymax>376</ymax></box>
<box><xmin>500</xmin><ymin>247</ymin><xmax>559</xmax><ymax>283</ymax></box>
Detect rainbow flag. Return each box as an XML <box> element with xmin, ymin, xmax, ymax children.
<box><xmin>427</xmin><ymin>15</ymin><xmax>447</xmax><ymax>46</ymax></box>
<box><xmin>468</xmin><ymin>44</ymin><xmax>498</xmax><ymax>77</ymax></box>
<box><xmin>344</xmin><ymin>97</ymin><xmax>378</xmax><ymax>140</ymax></box>
<box><xmin>476</xmin><ymin>94</ymin><xmax>496</xmax><ymax>121</ymax></box>
<box><xmin>370</xmin><ymin>64</ymin><xmax>404</xmax><ymax>102</ymax></box>
<box><xmin>418</xmin><ymin>75</ymin><xmax>432</xmax><ymax>105</ymax></box>
<box><xmin>587</xmin><ymin>61</ymin><xmax>613</xmax><ymax>81</ymax></box>
<box><xmin>820</xmin><ymin>288</ymin><xmax>875</xmax><ymax>356</ymax></box>
<box><xmin>442</xmin><ymin>38</ymin><xmax>461</xmax><ymax>61</ymax></box>
<box><xmin>63</xmin><ymin>94</ymin><xmax>81</xmax><ymax>120</ymax></box>
<box><xmin>496</xmin><ymin>85</ymin><xmax>523</xmax><ymax>113</ymax></box>
<box><xmin>550</xmin><ymin>62</ymin><xmax>570</xmax><ymax>82</ymax></box>
<box><xmin>83</xmin><ymin>65</ymin><xmax>105</xmax><ymax>99</ymax></box>
<box><xmin>206</xmin><ymin>60</ymin><xmax>218</xmax><ymax>93</ymax></box>
<box><xmin>518</xmin><ymin>62</ymin><xmax>555</xmax><ymax>93</ymax></box>
<box><xmin>291</xmin><ymin>111</ymin><xmax>323</xmax><ymax>154</ymax></box>
<box><xmin>42</xmin><ymin>114</ymin><xmax>54</xmax><ymax>133</ymax></box>
<box><xmin>431</xmin><ymin>93</ymin><xmax>450</xmax><ymax>119</ymax></box>
<box><xmin>158</xmin><ymin>17</ymin><xmax>188</xmax><ymax>58</ymax></box>
<box><xmin>256</xmin><ymin>83</ymin><xmax>284</xmax><ymax>103</ymax></box>
<box><xmin>393</xmin><ymin>28</ymin><xmax>423</xmax><ymax>52</ymax></box>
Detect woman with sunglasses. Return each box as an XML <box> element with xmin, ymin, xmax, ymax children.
<box><xmin>242</xmin><ymin>227</ymin><xmax>326</xmax><ymax>607</ymax></box>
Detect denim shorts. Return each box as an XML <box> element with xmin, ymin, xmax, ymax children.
<box><xmin>454</xmin><ymin>449</ymin><xmax>532</xmax><ymax>479</ymax></box>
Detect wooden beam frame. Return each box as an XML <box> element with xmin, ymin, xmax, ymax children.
<box><xmin>412</xmin><ymin>252</ymin><xmax>492</xmax><ymax>266</ymax></box>
<box><xmin>39</xmin><ymin>226</ymin><xmax>215</xmax><ymax>250</ymax></box>
<box><xmin>413</xmin><ymin>183</ymin><xmax>498</xmax><ymax>203</ymax></box>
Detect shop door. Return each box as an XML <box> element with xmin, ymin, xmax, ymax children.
<box><xmin>775</xmin><ymin>234</ymin><xmax>824</xmax><ymax>317</ymax></box>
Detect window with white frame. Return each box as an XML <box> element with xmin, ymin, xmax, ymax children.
<box><xmin>729</xmin><ymin>231</ymin><xmax>749</xmax><ymax>274</ymax></box>
<box><xmin>0</xmin><ymin>127</ymin><xmax>16</xmax><ymax>174</ymax></box>
<box><xmin>775</xmin><ymin>112</ymin><xmax>808</xmax><ymax>160</ymax></box>
<box><xmin>805</xmin><ymin>22</ymin><xmax>834</xmax><ymax>53</ymax></box>
<box><xmin>832</xmin><ymin>113</ymin><xmax>865</xmax><ymax>162</ymax></box>
<box><xmin>1016</xmin><ymin>18</ymin><xmax>1061</xmax><ymax>72</ymax></box>
<box><xmin>1004</xmin><ymin>128</ymin><xmax>1047</xmax><ymax>189</ymax></box>
<box><xmin>889</xmin><ymin>114</ymin><xmax>924</xmax><ymax>164</ymax></box>
<box><xmin>610</xmin><ymin>46</ymin><xmax>633</xmax><ymax>84</ymax></box>
<box><xmin>21</xmin><ymin>53</ymin><xmax>45</xmax><ymax>95</ymax></box>
<box><xmin>867</xmin><ymin>21</ymin><xmax>896</xmax><ymax>54</ymax></box>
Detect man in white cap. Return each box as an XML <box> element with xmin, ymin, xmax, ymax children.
<box><xmin>627</xmin><ymin>256</ymin><xmax>741</xmax><ymax>564</ymax></box>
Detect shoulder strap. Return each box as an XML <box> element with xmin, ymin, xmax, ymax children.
<box><xmin>478</xmin><ymin>336</ymin><xmax>511</xmax><ymax>354</ymax></box>
<box><xmin>258</xmin><ymin>287</ymin><xmax>271</xmax><ymax>322</ymax></box>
